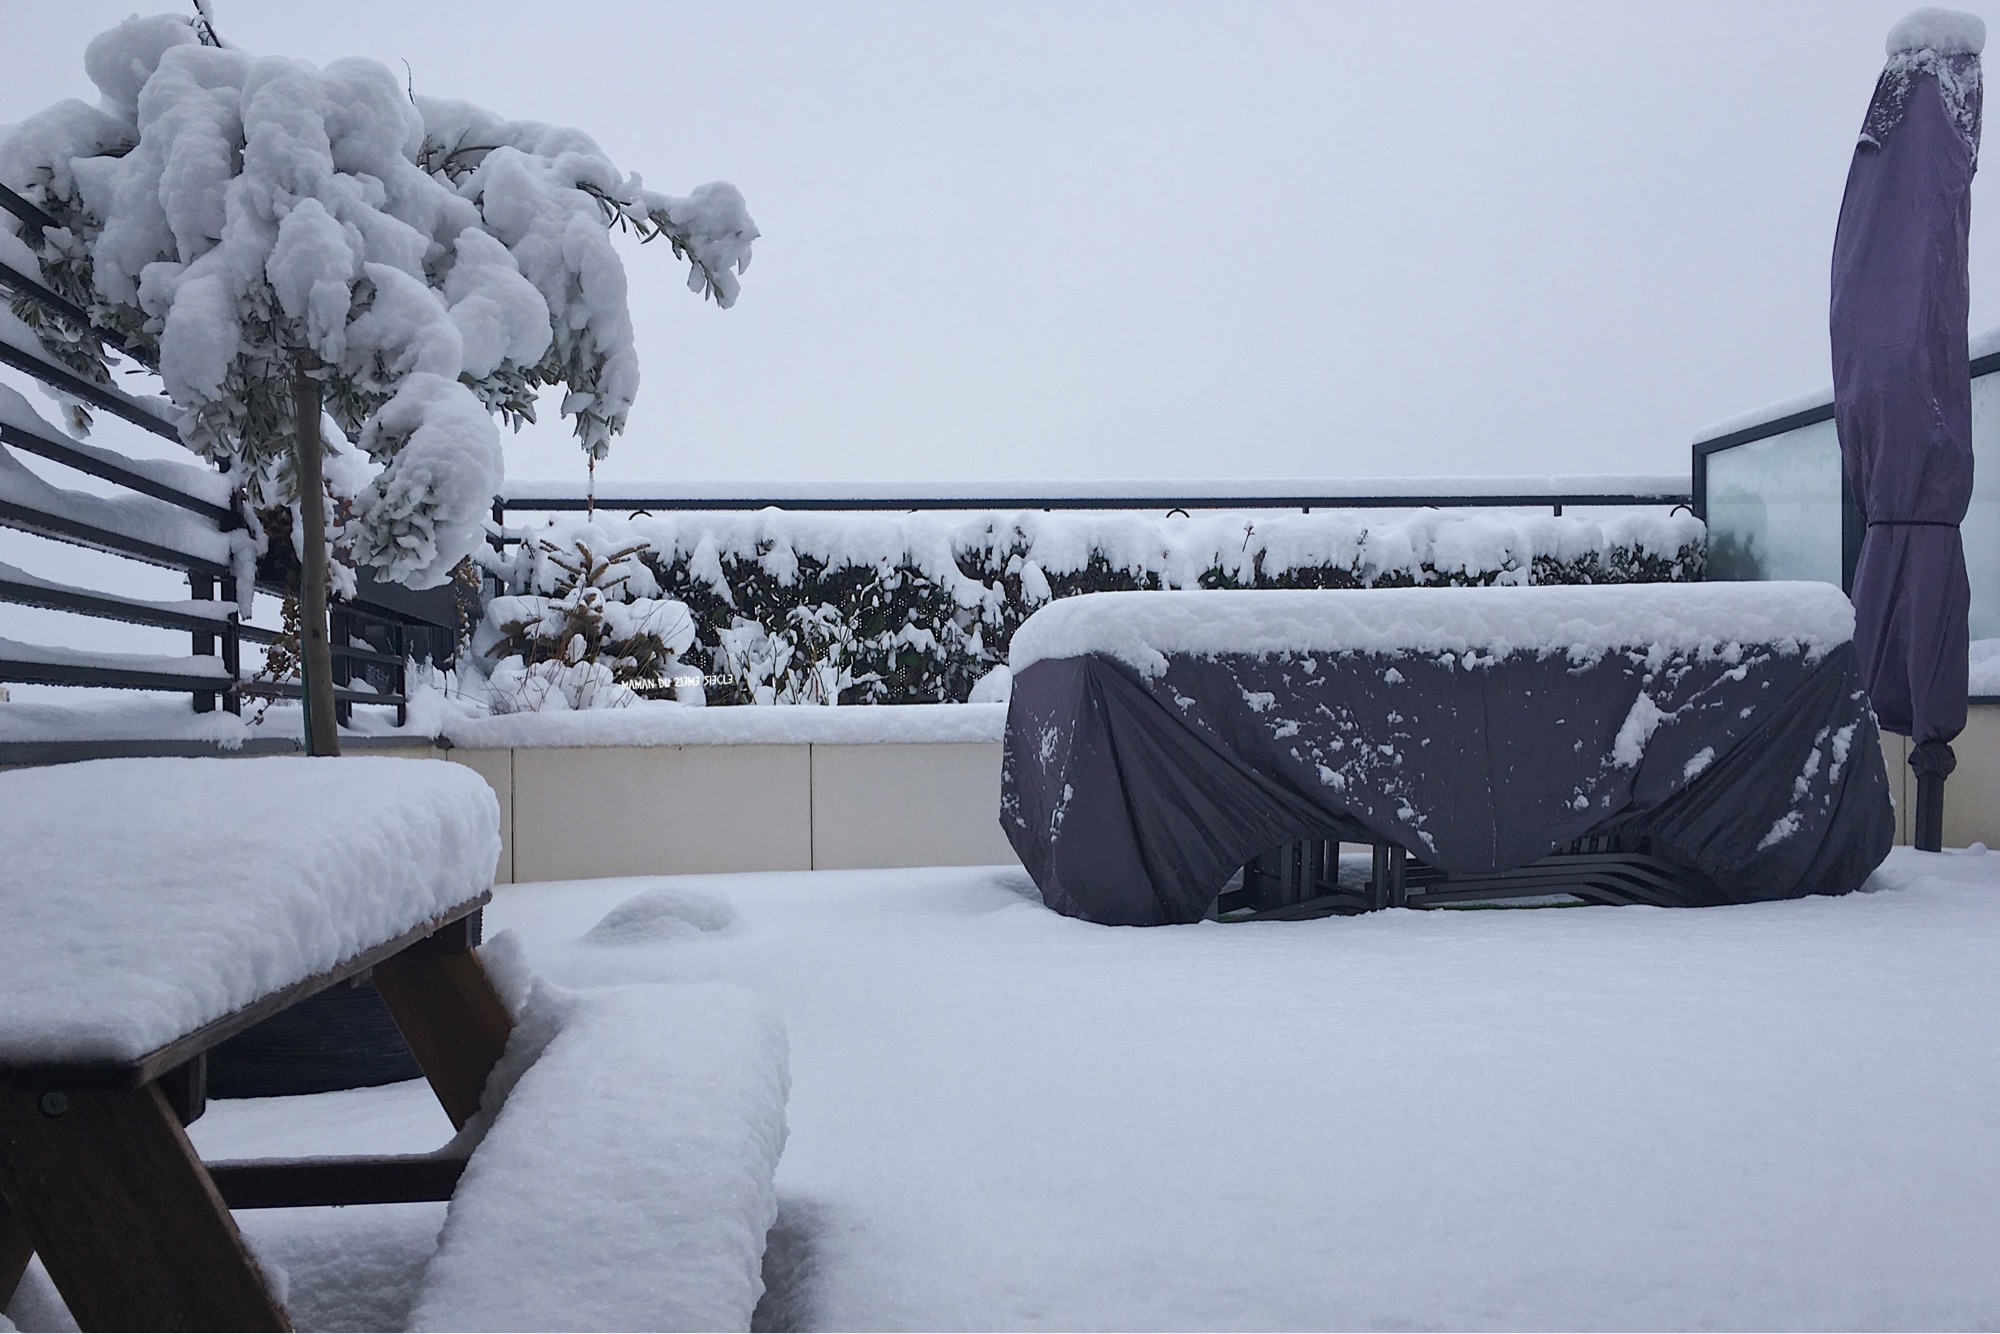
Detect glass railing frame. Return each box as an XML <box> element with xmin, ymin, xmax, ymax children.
<box><xmin>1692</xmin><ymin>348</ymin><xmax>2000</xmax><ymax>699</ymax></box>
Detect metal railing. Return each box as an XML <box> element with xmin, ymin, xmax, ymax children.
<box><xmin>495</xmin><ymin>475</ymin><xmax>1693</xmax><ymax>523</ymax></box>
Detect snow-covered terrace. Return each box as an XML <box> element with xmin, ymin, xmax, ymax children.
<box><xmin>8</xmin><ymin>851</ymin><xmax>1984</xmax><ymax>1331</ymax></box>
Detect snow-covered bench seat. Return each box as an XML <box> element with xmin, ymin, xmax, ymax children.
<box><xmin>1002</xmin><ymin>583</ymin><xmax>1898</xmax><ymax>925</ymax></box>
<box><xmin>409</xmin><ymin>977</ymin><xmax>790</xmax><ymax>1333</ymax></box>
<box><xmin>0</xmin><ymin>755</ymin><xmax>503</xmax><ymax>1331</ymax></box>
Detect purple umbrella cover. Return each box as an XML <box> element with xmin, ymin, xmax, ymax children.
<box><xmin>1830</xmin><ymin>9</ymin><xmax>1984</xmax><ymax>816</ymax></box>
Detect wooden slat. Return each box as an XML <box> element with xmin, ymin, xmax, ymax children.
<box><xmin>0</xmin><ymin>1083</ymin><xmax>289</xmax><ymax>1331</ymax></box>
<box><xmin>206</xmin><ymin>1152</ymin><xmax>467</xmax><ymax>1209</ymax></box>
<box><xmin>373</xmin><ymin>917</ymin><xmax>514</xmax><ymax>1131</ymax></box>
<box><xmin>0</xmin><ymin>893</ymin><xmax>491</xmax><ymax>1093</ymax></box>
<box><xmin>156</xmin><ymin>1056</ymin><xmax>206</xmax><ymax>1127</ymax></box>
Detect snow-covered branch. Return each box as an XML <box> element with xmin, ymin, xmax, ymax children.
<box><xmin>0</xmin><ymin>12</ymin><xmax>756</xmax><ymax>589</ymax></box>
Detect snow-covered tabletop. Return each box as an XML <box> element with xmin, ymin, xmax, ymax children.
<box><xmin>1008</xmin><ymin>581</ymin><xmax>1857</xmax><ymax>677</ymax></box>
<box><xmin>0</xmin><ymin>756</ymin><xmax>501</xmax><ymax>1069</ymax></box>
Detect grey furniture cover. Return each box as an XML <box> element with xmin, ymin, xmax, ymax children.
<box><xmin>1001</xmin><ymin>587</ymin><xmax>1895</xmax><ymax>926</ymax></box>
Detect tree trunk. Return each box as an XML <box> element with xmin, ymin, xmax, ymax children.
<box><xmin>295</xmin><ymin>366</ymin><xmax>340</xmax><ymax>757</ymax></box>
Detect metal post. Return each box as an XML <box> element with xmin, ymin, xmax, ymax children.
<box><xmin>1915</xmin><ymin>772</ymin><xmax>1946</xmax><ymax>852</ymax></box>
<box><xmin>394</xmin><ymin>622</ymin><xmax>408</xmax><ymax>728</ymax></box>
<box><xmin>332</xmin><ymin>606</ymin><xmax>353</xmax><ymax>728</ymax></box>
<box><xmin>189</xmin><ymin>573</ymin><xmax>216</xmax><ymax>713</ymax></box>
<box><xmin>220</xmin><ymin>576</ymin><xmax>241</xmax><ymax>716</ymax></box>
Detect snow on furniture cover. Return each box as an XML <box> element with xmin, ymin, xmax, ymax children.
<box><xmin>409</xmin><ymin>976</ymin><xmax>789</xmax><ymax>1333</ymax></box>
<box><xmin>1002</xmin><ymin>584</ymin><xmax>1895</xmax><ymax>926</ymax></box>
<box><xmin>0</xmin><ymin>756</ymin><xmax>501</xmax><ymax>1066</ymax></box>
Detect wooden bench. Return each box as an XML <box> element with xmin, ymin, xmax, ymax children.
<box><xmin>3</xmin><ymin>756</ymin><xmax>794</xmax><ymax>1332</ymax></box>
<box><xmin>407</xmin><ymin>978</ymin><xmax>789</xmax><ymax>1332</ymax></box>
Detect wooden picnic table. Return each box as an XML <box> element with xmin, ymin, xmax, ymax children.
<box><xmin>0</xmin><ymin>756</ymin><xmax>508</xmax><ymax>1332</ymax></box>
<box><xmin>0</xmin><ymin>898</ymin><xmax>513</xmax><ymax>1330</ymax></box>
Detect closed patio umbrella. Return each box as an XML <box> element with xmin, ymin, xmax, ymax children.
<box><xmin>1830</xmin><ymin>7</ymin><xmax>1984</xmax><ymax>850</ymax></box>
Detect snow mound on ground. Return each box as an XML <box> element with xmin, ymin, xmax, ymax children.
<box><xmin>968</xmin><ymin>663</ymin><xmax>1013</xmax><ymax>704</ymax></box>
<box><xmin>0</xmin><ymin>756</ymin><xmax>499</xmax><ymax>1064</ymax></box>
<box><xmin>585</xmin><ymin>889</ymin><xmax>739</xmax><ymax>944</ymax></box>
<box><xmin>408</xmin><ymin>979</ymin><xmax>788</xmax><ymax>1333</ymax></box>
<box><xmin>1887</xmin><ymin>7</ymin><xmax>1985</xmax><ymax>55</ymax></box>
<box><xmin>1009</xmin><ymin>582</ymin><xmax>1855</xmax><ymax>676</ymax></box>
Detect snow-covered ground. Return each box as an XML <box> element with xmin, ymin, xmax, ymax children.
<box><xmin>11</xmin><ymin>849</ymin><xmax>1999</xmax><ymax>1332</ymax></box>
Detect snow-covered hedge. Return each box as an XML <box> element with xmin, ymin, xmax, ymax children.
<box><xmin>481</xmin><ymin>507</ymin><xmax>1705</xmax><ymax>706</ymax></box>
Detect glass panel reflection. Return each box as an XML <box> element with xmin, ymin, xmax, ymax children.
<box><xmin>1966</xmin><ymin>372</ymin><xmax>2000</xmax><ymax>639</ymax></box>
<box><xmin>1704</xmin><ymin>419</ymin><xmax>1844</xmax><ymax>585</ymax></box>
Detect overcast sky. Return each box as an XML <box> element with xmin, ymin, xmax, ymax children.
<box><xmin>10</xmin><ymin>0</ymin><xmax>2000</xmax><ymax>489</ymax></box>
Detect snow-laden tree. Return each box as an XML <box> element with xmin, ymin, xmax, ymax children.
<box><xmin>0</xmin><ymin>12</ymin><xmax>755</xmax><ymax>752</ymax></box>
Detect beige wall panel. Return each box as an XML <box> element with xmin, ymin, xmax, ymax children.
<box><xmin>1943</xmin><ymin>706</ymin><xmax>2000</xmax><ymax>849</ymax></box>
<box><xmin>511</xmin><ymin>744</ymin><xmax>811</xmax><ymax>882</ymax></box>
<box><xmin>1880</xmin><ymin>730</ymin><xmax>1910</xmax><ymax>846</ymax></box>
<box><xmin>810</xmin><ymin>741</ymin><xmax>1019</xmax><ymax>870</ymax></box>
<box><xmin>447</xmin><ymin>748</ymin><xmax>515</xmax><ymax>885</ymax></box>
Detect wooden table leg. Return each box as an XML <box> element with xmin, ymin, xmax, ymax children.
<box><xmin>0</xmin><ymin>1082</ymin><xmax>288</xmax><ymax>1332</ymax></box>
<box><xmin>0</xmin><ymin>1194</ymin><xmax>32</xmax><ymax>1314</ymax></box>
<box><xmin>373</xmin><ymin>916</ymin><xmax>515</xmax><ymax>1131</ymax></box>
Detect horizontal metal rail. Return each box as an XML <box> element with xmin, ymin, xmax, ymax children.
<box><xmin>0</xmin><ymin>651</ymin><xmax>228</xmax><ymax>694</ymax></box>
<box><xmin>0</xmin><ymin>495</ymin><xmax>230</xmax><ymax>577</ymax></box>
<box><xmin>0</xmin><ymin>335</ymin><xmax>178</xmax><ymax>441</ymax></box>
<box><xmin>0</xmin><ymin>258</ymin><xmax>156</xmax><ymax>368</ymax></box>
<box><xmin>496</xmin><ymin>488</ymin><xmax>1693</xmax><ymax>517</ymax></box>
<box><xmin>237</xmin><ymin>679</ymin><xmax>405</xmax><ymax>707</ymax></box>
<box><xmin>0</xmin><ymin>183</ymin><xmax>58</xmax><ymax>234</ymax></box>
<box><xmin>0</xmin><ymin>415</ymin><xmax>233</xmax><ymax>524</ymax></box>
<box><xmin>333</xmin><ymin>638</ymin><xmax>404</xmax><ymax>666</ymax></box>
<box><xmin>0</xmin><ymin>564</ymin><xmax>231</xmax><ymax>633</ymax></box>
<box><xmin>0</xmin><ymin>259</ymin><xmax>92</xmax><ymax>329</ymax></box>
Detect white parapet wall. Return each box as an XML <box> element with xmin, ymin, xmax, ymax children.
<box><xmin>435</xmin><ymin>702</ymin><xmax>2000</xmax><ymax>885</ymax></box>
<box><xmin>436</xmin><ymin>704</ymin><xmax>1017</xmax><ymax>884</ymax></box>
<box><xmin>11</xmin><ymin>700</ymin><xmax>1993</xmax><ymax>883</ymax></box>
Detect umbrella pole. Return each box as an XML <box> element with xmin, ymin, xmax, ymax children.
<box><xmin>1914</xmin><ymin>771</ymin><xmax>1945</xmax><ymax>852</ymax></box>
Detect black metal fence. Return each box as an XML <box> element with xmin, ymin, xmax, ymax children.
<box><xmin>494</xmin><ymin>478</ymin><xmax>1693</xmax><ymax>523</ymax></box>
